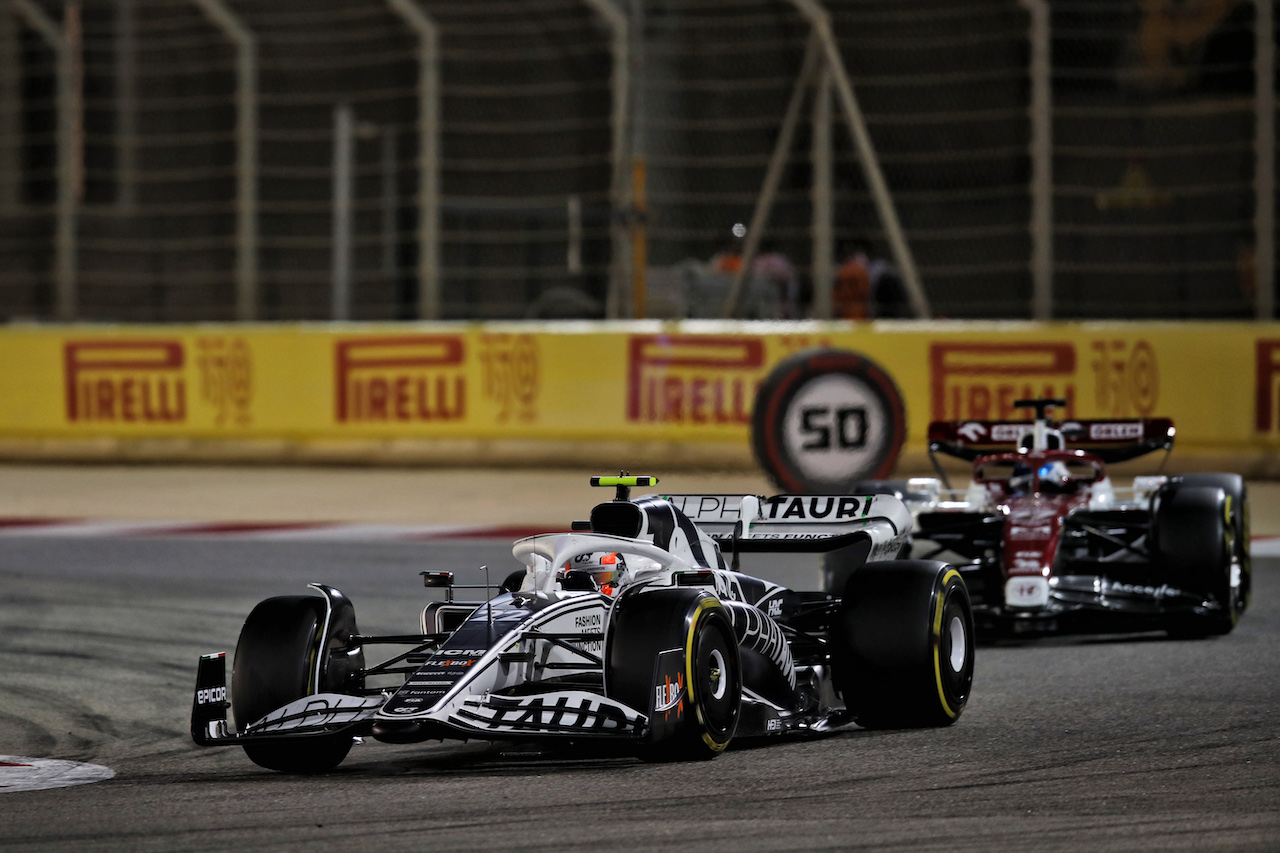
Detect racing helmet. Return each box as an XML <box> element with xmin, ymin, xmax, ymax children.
<box><xmin>1009</xmin><ymin>462</ymin><xmax>1034</xmax><ymax>494</ymax></box>
<box><xmin>559</xmin><ymin>552</ymin><xmax>626</xmax><ymax>595</ymax></box>
<box><xmin>1037</xmin><ymin>460</ymin><xmax>1075</xmax><ymax>493</ymax></box>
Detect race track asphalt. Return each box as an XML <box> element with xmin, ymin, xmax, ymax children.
<box><xmin>1</xmin><ymin>530</ymin><xmax>1277</xmax><ymax>852</ymax></box>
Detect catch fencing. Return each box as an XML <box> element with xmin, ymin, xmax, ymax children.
<box><xmin>0</xmin><ymin>0</ymin><xmax>1273</xmax><ymax>323</ymax></box>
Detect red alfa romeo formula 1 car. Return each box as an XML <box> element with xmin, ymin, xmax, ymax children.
<box><xmin>883</xmin><ymin>399</ymin><xmax>1250</xmax><ymax>638</ymax></box>
<box><xmin>191</xmin><ymin>476</ymin><xmax>974</xmax><ymax>773</ymax></box>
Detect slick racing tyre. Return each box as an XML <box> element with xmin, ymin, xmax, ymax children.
<box><xmin>606</xmin><ymin>588</ymin><xmax>742</xmax><ymax>761</ymax></box>
<box><xmin>1154</xmin><ymin>480</ymin><xmax>1244</xmax><ymax>636</ymax></box>
<box><xmin>231</xmin><ymin>594</ymin><xmax>364</xmax><ymax>773</ymax></box>
<box><xmin>832</xmin><ymin>561</ymin><xmax>974</xmax><ymax>728</ymax></box>
<box><xmin>1176</xmin><ymin>474</ymin><xmax>1251</xmax><ymax>619</ymax></box>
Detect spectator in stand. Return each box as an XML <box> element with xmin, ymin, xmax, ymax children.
<box><xmin>834</xmin><ymin>241</ymin><xmax>872</xmax><ymax>320</ymax></box>
<box><xmin>834</xmin><ymin>239</ymin><xmax>910</xmax><ymax>320</ymax></box>
<box><xmin>709</xmin><ymin>239</ymin><xmax>743</xmax><ymax>274</ymax></box>
<box><xmin>752</xmin><ymin>240</ymin><xmax>800</xmax><ymax>319</ymax></box>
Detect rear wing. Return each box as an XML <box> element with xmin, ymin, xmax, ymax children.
<box><xmin>927</xmin><ymin>417</ymin><xmax>1175</xmax><ymax>464</ymax></box>
<box><xmin>663</xmin><ymin>493</ymin><xmax>911</xmax><ymax>558</ymax></box>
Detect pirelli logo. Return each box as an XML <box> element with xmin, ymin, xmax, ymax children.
<box><xmin>64</xmin><ymin>340</ymin><xmax>187</xmax><ymax>423</ymax></box>
<box><xmin>335</xmin><ymin>336</ymin><xmax>465</xmax><ymax>423</ymax></box>
<box><xmin>626</xmin><ymin>335</ymin><xmax>764</xmax><ymax>424</ymax></box>
<box><xmin>930</xmin><ymin>342</ymin><xmax>1076</xmax><ymax>421</ymax></box>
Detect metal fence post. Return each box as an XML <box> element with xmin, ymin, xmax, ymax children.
<box><xmin>332</xmin><ymin>104</ymin><xmax>354</xmax><ymax>321</ymax></box>
<box><xmin>0</xmin><ymin>8</ymin><xmax>20</xmax><ymax>210</ymax></box>
<box><xmin>785</xmin><ymin>0</ymin><xmax>930</xmax><ymax>319</ymax></box>
<box><xmin>12</xmin><ymin>0</ymin><xmax>78</xmax><ymax>320</ymax></box>
<box><xmin>1019</xmin><ymin>0</ymin><xmax>1053</xmax><ymax>320</ymax></box>
<box><xmin>1256</xmin><ymin>0</ymin><xmax>1275</xmax><ymax>320</ymax></box>
<box><xmin>191</xmin><ymin>0</ymin><xmax>258</xmax><ymax>321</ymax></box>
<box><xmin>386</xmin><ymin>0</ymin><xmax>440</xmax><ymax>321</ymax></box>
<box><xmin>115</xmin><ymin>0</ymin><xmax>137</xmax><ymax>210</ymax></box>
<box><xmin>811</xmin><ymin>64</ymin><xmax>833</xmax><ymax>320</ymax></box>
<box><xmin>581</xmin><ymin>0</ymin><xmax>630</xmax><ymax>320</ymax></box>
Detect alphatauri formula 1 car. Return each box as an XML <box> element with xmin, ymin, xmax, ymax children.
<box><xmin>880</xmin><ymin>399</ymin><xmax>1250</xmax><ymax>638</ymax></box>
<box><xmin>191</xmin><ymin>476</ymin><xmax>975</xmax><ymax>772</ymax></box>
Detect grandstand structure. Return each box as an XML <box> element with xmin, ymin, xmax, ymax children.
<box><xmin>0</xmin><ymin>0</ymin><xmax>1273</xmax><ymax>322</ymax></box>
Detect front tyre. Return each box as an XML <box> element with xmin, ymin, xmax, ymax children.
<box><xmin>606</xmin><ymin>588</ymin><xmax>742</xmax><ymax>761</ymax></box>
<box><xmin>1154</xmin><ymin>481</ymin><xmax>1243</xmax><ymax>636</ymax></box>
<box><xmin>231</xmin><ymin>595</ymin><xmax>361</xmax><ymax>773</ymax></box>
<box><xmin>833</xmin><ymin>561</ymin><xmax>974</xmax><ymax>729</ymax></box>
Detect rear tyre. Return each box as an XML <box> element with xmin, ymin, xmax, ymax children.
<box><xmin>606</xmin><ymin>588</ymin><xmax>742</xmax><ymax>761</ymax></box>
<box><xmin>1154</xmin><ymin>481</ymin><xmax>1243</xmax><ymax>636</ymax></box>
<box><xmin>231</xmin><ymin>596</ymin><xmax>359</xmax><ymax>773</ymax></box>
<box><xmin>832</xmin><ymin>561</ymin><xmax>974</xmax><ymax>728</ymax></box>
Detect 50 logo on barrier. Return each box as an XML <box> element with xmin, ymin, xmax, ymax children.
<box><xmin>799</xmin><ymin>406</ymin><xmax>867</xmax><ymax>451</ymax></box>
<box><xmin>751</xmin><ymin>349</ymin><xmax>907</xmax><ymax>493</ymax></box>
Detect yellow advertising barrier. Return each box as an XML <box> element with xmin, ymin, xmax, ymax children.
<box><xmin>1</xmin><ymin>321</ymin><xmax>1277</xmax><ymax>471</ymax></box>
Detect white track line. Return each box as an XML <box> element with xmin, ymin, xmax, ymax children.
<box><xmin>0</xmin><ymin>517</ymin><xmax>546</xmax><ymax>541</ymax></box>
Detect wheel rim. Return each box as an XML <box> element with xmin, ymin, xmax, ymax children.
<box><xmin>936</xmin><ymin>584</ymin><xmax>974</xmax><ymax>714</ymax></box>
<box><xmin>693</xmin><ymin>616</ymin><xmax>739</xmax><ymax>740</ymax></box>
<box><xmin>948</xmin><ymin>615</ymin><xmax>966</xmax><ymax>672</ymax></box>
<box><xmin>707</xmin><ymin>648</ymin><xmax>728</xmax><ymax>700</ymax></box>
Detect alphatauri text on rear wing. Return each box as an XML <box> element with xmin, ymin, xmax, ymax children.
<box><xmin>663</xmin><ymin>493</ymin><xmax>911</xmax><ymax>558</ymax></box>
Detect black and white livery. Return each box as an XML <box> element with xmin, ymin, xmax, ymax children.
<box><xmin>191</xmin><ymin>476</ymin><xmax>975</xmax><ymax>772</ymax></box>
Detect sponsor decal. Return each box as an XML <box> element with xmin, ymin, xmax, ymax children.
<box><xmin>930</xmin><ymin>342</ymin><xmax>1076</xmax><ymax>421</ymax></box>
<box><xmin>766</xmin><ymin>717</ymin><xmax>782</xmax><ymax>732</ymax></box>
<box><xmin>195</xmin><ymin>686</ymin><xmax>227</xmax><ymax>705</ymax></box>
<box><xmin>574</xmin><ymin>613</ymin><xmax>603</xmax><ymax>630</ymax></box>
<box><xmin>990</xmin><ymin>424</ymin><xmax>1026</xmax><ymax>442</ymax></box>
<box><xmin>1090</xmin><ymin>339</ymin><xmax>1158</xmax><ymax>417</ymax></box>
<box><xmin>712</xmin><ymin>571</ymin><xmax>746</xmax><ymax>603</ymax></box>
<box><xmin>196</xmin><ymin>336</ymin><xmax>253</xmax><ymax>426</ymax></box>
<box><xmin>1257</xmin><ymin>340</ymin><xmax>1280</xmax><ymax>434</ymax></box>
<box><xmin>759</xmin><ymin>495</ymin><xmax>871</xmax><ymax>521</ymax></box>
<box><xmin>870</xmin><ymin>535</ymin><xmax>909</xmax><ymax>560</ymax></box>
<box><xmin>654</xmin><ymin>673</ymin><xmax>684</xmax><ymax>715</ymax></box>
<box><xmin>480</xmin><ymin>332</ymin><xmax>539</xmax><ymax>423</ymax></box>
<box><xmin>627</xmin><ymin>335</ymin><xmax>764</xmax><ymax>424</ymax></box>
<box><xmin>1089</xmin><ymin>422</ymin><xmax>1143</xmax><ymax>440</ymax></box>
<box><xmin>250</xmin><ymin>695</ymin><xmax>383</xmax><ymax>732</ymax></box>
<box><xmin>1011</xmin><ymin>550</ymin><xmax>1043</xmax><ymax>574</ymax></box>
<box><xmin>335</xmin><ymin>335</ymin><xmax>465</xmax><ymax>423</ymax></box>
<box><xmin>1005</xmin><ymin>576</ymin><xmax>1050</xmax><ymax>608</ymax></box>
<box><xmin>1101</xmin><ymin>580</ymin><xmax>1183</xmax><ymax>598</ymax></box>
<box><xmin>723</xmin><ymin>601</ymin><xmax>796</xmax><ymax>690</ymax></box>
<box><xmin>459</xmin><ymin>691</ymin><xmax>643</xmax><ymax>733</ymax></box>
<box><xmin>665</xmin><ymin>495</ymin><xmax>743</xmax><ymax>523</ymax></box>
<box><xmin>765</xmin><ymin>598</ymin><xmax>783</xmax><ymax>618</ymax></box>
<box><xmin>64</xmin><ymin>339</ymin><xmax>186</xmax><ymax>423</ymax></box>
